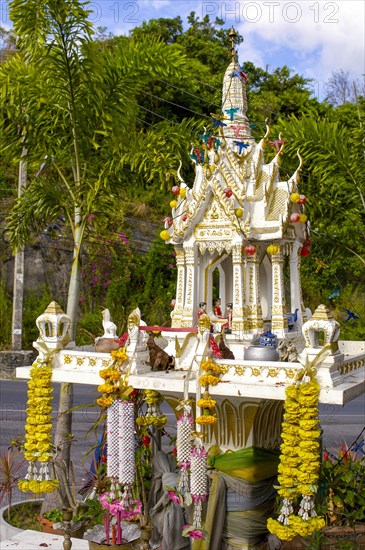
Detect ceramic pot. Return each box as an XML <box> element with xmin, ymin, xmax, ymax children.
<box><xmin>0</xmin><ymin>500</ymin><xmax>39</xmax><ymax>541</ymax></box>
<box><xmin>244</xmin><ymin>345</ymin><xmax>280</xmax><ymax>362</ymax></box>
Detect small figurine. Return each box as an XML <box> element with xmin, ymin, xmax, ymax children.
<box><xmin>213</xmin><ymin>298</ymin><xmax>223</xmax><ymax>318</ymax></box>
<box><xmin>225</xmin><ymin>302</ymin><xmax>233</xmax><ymax>333</ymax></box>
<box><xmin>147</xmin><ymin>333</ymin><xmax>175</xmax><ymax>371</ymax></box>
<box><xmin>198</xmin><ymin>301</ymin><xmax>207</xmax><ymax>318</ymax></box>
<box><xmin>95</xmin><ymin>308</ymin><xmax>121</xmax><ymax>353</ymax></box>
<box><xmin>278</xmin><ymin>340</ymin><xmax>289</xmax><ymax>362</ymax></box>
<box><xmin>287</xmin><ymin>343</ymin><xmax>298</xmax><ymax>362</ymax></box>
<box><xmin>219</xmin><ymin>333</ymin><xmax>235</xmax><ymax>359</ymax></box>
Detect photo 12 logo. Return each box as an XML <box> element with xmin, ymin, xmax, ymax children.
<box><xmin>88</xmin><ymin>1</ymin><xmax>140</xmax><ymax>24</ymax></box>
<box><xmin>202</xmin><ymin>2</ymin><xmax>340</xmax><ymax>24</ymax></box>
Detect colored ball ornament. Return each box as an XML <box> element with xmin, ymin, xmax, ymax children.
<box><xmin>304</xmin><ymin>238</ymin><xmax>312</xmax><ymax>246</ymax></box>
<box><xmin>245</xmin><ymin>245</ymin><xmax>256</xmax><ymax>255</ymax></box>
<box><xmin>267</xmin><ymin>244</ymin><xmax>280</xmax><ymax>255</ymax></box>
<box><xmin>164</xmin><ymin>216</ymin><xmax>173</xmax><ymax>228</ymax></box>
<box><xmin>182</xmin><ymin>213</ymin><xmax>188</xmax><ymax>222</ymax></box>
<box><xmin>289</xmin><ymin>213</ymin><xmax>300</xmax><ymax>223</ymax></box>
<box><xmin>299</xmin><ymin>194</ymin><xmax>307</xmax><ymax>204</ymax></box>
<box><xmin>300</xmin><ymin>246</ymin><xmax>311</xmax><ymax>257</ymax></box>
<box><xmin>172</xmin><ymin>186</ymin><xmax>180</xmax><ymax>196</ymax></box>
<box><xmin>179</xmin><ymin>188</ymin><xmax>187</xmax><ymax>199</ymax></box>
<box><xmin>170</xmin><ymin>200</ymin><xmax>178</xmax><ymax>209</ymax></box>
<box><xmin>290</xmin><ymin>193</ymin><xmax>300</xmax><ymax>203</ymax></box>
<box><xmin>224</xmin><ymin>187</ymin><xmax>233</xmax><ymax>198</ymax></box>
<box><xmin>235</xmin><ymin>208</ymin><xmax>243</xmax><ymax>218</ymax></box>
<box><xmin>299</xmin><ymin>214</ymin><xmax>307</xmax><ymax>223</ymax></box>
<box><xmin>160</xmin><ymin>230</ymin><xmax>170</xmax><ymax>241</ymax></box>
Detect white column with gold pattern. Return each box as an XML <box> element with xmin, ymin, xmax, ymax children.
<box><xmin>289</xmin><ymin>241</ymin><xmax>307</xmax><ymax>327</ymax></box>
<box><xmin>244</xmin><ymin>249</ymin><xmax>264</xmax><ymax>333</ymax></box>
<box><xmin>231</xmin><ymin>243</ymin><xmax>245</xmax><ymax>335</ymax></box>
<box><xmin>181</xmin><ymin>244</ymin><xmax>197</xmax><ymax>327</ymax></box>
<box><xmin>171</xmin><ymin>247</ymin><xmax>186</xmax><ymax>328</ymax></box>
<box><xmin>271</xmin><ymin>249</ymin><xmax>288</xmax><ymax>337</ymax></box>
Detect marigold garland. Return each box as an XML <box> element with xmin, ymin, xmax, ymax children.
<box><xmin>268</xmin><ymin>374</ymin><xmax>325</xmax><ymax>541</ymax></box>
<box><xmin>196</xmin><ymin>358</ymin><xmax>224</xmax><ymax>425</ymax></box>
<box><xmin>96</xmin><ymin>347</ymin><xmax>132</xmax><ymax>409</ymax></box>
<box><xmin>19</xmin><ymin>362</ymin><xmax>58</xmax><ymax>494</ymax></box>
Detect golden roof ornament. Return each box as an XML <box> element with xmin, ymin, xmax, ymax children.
<box><xmin>228</xmin><ymin>27</ymin><xmax>238</xmax><ymax>60</ymax></box>
<box><xmin>311</xmin><ymin>304</ymin><xmax>335</xmax><ymax>321</ymax></box>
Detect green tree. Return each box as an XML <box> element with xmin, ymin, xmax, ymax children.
<box><xmin>0</xmin><ymin>0</ymin><xmax>193</xmax><ymax>510</ymax></box>
<box><xmin>277</xmin><ymin>109</ymin><xmax>365</xmax><ymax>334</ymax></box>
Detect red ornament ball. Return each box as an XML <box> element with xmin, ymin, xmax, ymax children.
<box><xmin>245</xmin><ymin>244</ymin><xmax>256</xmax><ymax>255</ymax></box>
<box><xmin>182</xmin><ymin>213</ymin><xmax>188</xmax><ymax>222</ymax></box>
<box><xmin>300</xmin><ymin>246</ymin><xmax>311</xmax><ymax>257</ymax></box>
<box><xmin>304</xmin><ymin>238</ymin><xmax>312</xmax><ymax>247</ymax></box>
<box><xmin>164</xmin><ymin>216</ymin><xmax>173</xmax><ymax>228</ymax></box>
<box><xmin>224</xmin><ymin>187</ymin><xmax>233</xmax><ymax>198</ymax></box>
<box><xmin>298</xmin><ymin>194</ymin><xmax>307</xmax><ymax>204</ymax></box>
<box><xmin>171</xmin><ymin>186</ymin><xmax>180</xmax><ymax>196</ymax></box>
<box><xmin>290</xmin><ymin>213</ymin><xmax>300</xmax><ymax>223</ymax></box>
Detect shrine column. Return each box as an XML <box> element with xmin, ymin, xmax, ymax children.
<box><xmin>171</xmin><ymin>247</ymin><xmax>186</xmax><ymax>328</ymax></box>
<box><xmin>289</xmin><ymin>241</ymin><xmax>307</xmax><ymax>326</ymax></box>
<box><xmin>245</xmin><ymin>248</ymin><xmax>264</xmax><ymax>333</ymax></box>
<box><xmin>231</xmin><ymin>243</ymin><xmax>245</xmax><ymax>335</ymax></box>
<box><xmin>181</xmin><ymin>245</ymin><xmax>198</xmax><ymax>327</ymax></box>
<box><xmin>270</xmin><ymin>248</ymin><xmax>288</xmax><ymax>338</ymax></box>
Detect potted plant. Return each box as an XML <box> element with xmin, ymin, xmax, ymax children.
<box><xmin>0</xmin><ymin>438</ymin><xmax>43</xmax><ymax>539</ymax></box>
<box><xmin>281</xmin><ymin>441</ymin><xmax>365</xmax><ymax>549</ymax></box>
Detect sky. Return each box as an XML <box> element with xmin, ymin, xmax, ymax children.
<box><xmin>1</xmin><ymin>0</ymin><xmax>364</xmax><ymax>100</ymax></box>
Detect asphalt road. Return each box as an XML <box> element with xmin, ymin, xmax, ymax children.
<box><xmin>0</xmin><ymin>380</ymin><xmax>364</xmax><ymax>503</ymax></box>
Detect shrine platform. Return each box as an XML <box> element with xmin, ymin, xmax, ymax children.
<box><xmin>16</xmin><ymin>340</ymin><xmax>365</xmax><ymax>405</ymax></box>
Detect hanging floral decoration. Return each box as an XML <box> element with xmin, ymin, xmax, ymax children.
<box><xmin>101</xmin><ymin>398</ymin><xmax>140</xmax><ymax>543</ymax></box>
<box><xmin>196</xmin><ymin>359</ymin><xmax>223</xmax><ymax>425</ymax></box>
<box><xmin>18</xmin><ymin>361</ymin><xmax>58</xmax><ymax>494</ymax></box>
<box><xmin>182</xmin><ymin>434</ymin><xmax>208</xmax><ymax>541</ymax></box>
<box><xmin>267</xmin><ymin>347</ymin><xmax>331</xmax><ymax>542</ymax></box>
<box><xmin>96</xmin><ymin>347</ymin><xmax>130</xmax><ymax>408</ymax></box>
<box><xmin>136</xmin><ymin>389</ymin><xmax>167</xmax><ymax>428</ymax></box>
<box><xmin>176</xmin><ymin>399</ymin><xmax>194</xmax><ymax>494</ymax></box>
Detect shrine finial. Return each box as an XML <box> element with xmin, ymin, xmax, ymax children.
<box><xmin>228</xmin><ymin>27</ymin><xmax>238</xmax><ymax>60</ymax></box>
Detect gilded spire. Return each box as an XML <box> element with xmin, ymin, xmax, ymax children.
<box><xmin>228</xmin><ymin>27</ymin><xmax>238</xmax><ymax>60</ymax></box>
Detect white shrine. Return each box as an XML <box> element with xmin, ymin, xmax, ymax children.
<box><xmin>17</xmin><ymin>31</ymin><xmax>364</xmax><ymax>451</ymax></box>
<box><xmin>166</xmin><ymin>39</ymin><xmax>307</xmax><ymax>338</ymax></box>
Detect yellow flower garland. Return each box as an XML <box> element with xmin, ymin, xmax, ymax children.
<box><xmin>19</xmin><ymin>362</ymin><xmax>59</xmax><ymax>494</ymax></box>
<box><xmin>96</xmin><ymin>347</ymin><xmax>132</xmax><ymax>408</ymax></box>
<box><xmin>196</xmin><ymin>361</ymin><xmax>224</xmax><ymax>425</ymax></box>
<box><xmin>268</xmin><ymin>377</ymin><xmax>325</xmax><ymax>541</ymax></box>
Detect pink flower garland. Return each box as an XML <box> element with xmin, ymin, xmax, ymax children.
<box><xmin>99</xmin><ymin>492</ymin><xmax>142</xmax><ymax>520</ymax></box>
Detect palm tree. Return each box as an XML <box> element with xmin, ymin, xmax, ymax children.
<box><xmin>278</xmin><ymin>113</ymin><xmax>365</xmax><ymax>269</ymax></box>
<box><xmin>1</xmin><ymin>0</ymin><xmax>199</xmax><ymax>509</ymax></box>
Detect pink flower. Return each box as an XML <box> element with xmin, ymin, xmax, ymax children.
<box><xmin>167</xmin><ymin>491</ymin><xmax>181</xmax><ymax>504</ymax></box>
<box><xmin>79</xmin><ymin>297</ymin><xmax>85</xmax><ymax>303</ymax></box>
<box><xmin>182</xmin><ymin>525</ymin><xmax>205</xmax><ymax>540</ymax></box>
<box><xmin>168</xmin><ymin>264</ymin><xmax>174</xmax><ymax>269</ymax></box>
<box><xmin>99</xmin><ymin>493</ymin><xmax>142</xmax><ymax>519</ymax></box>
